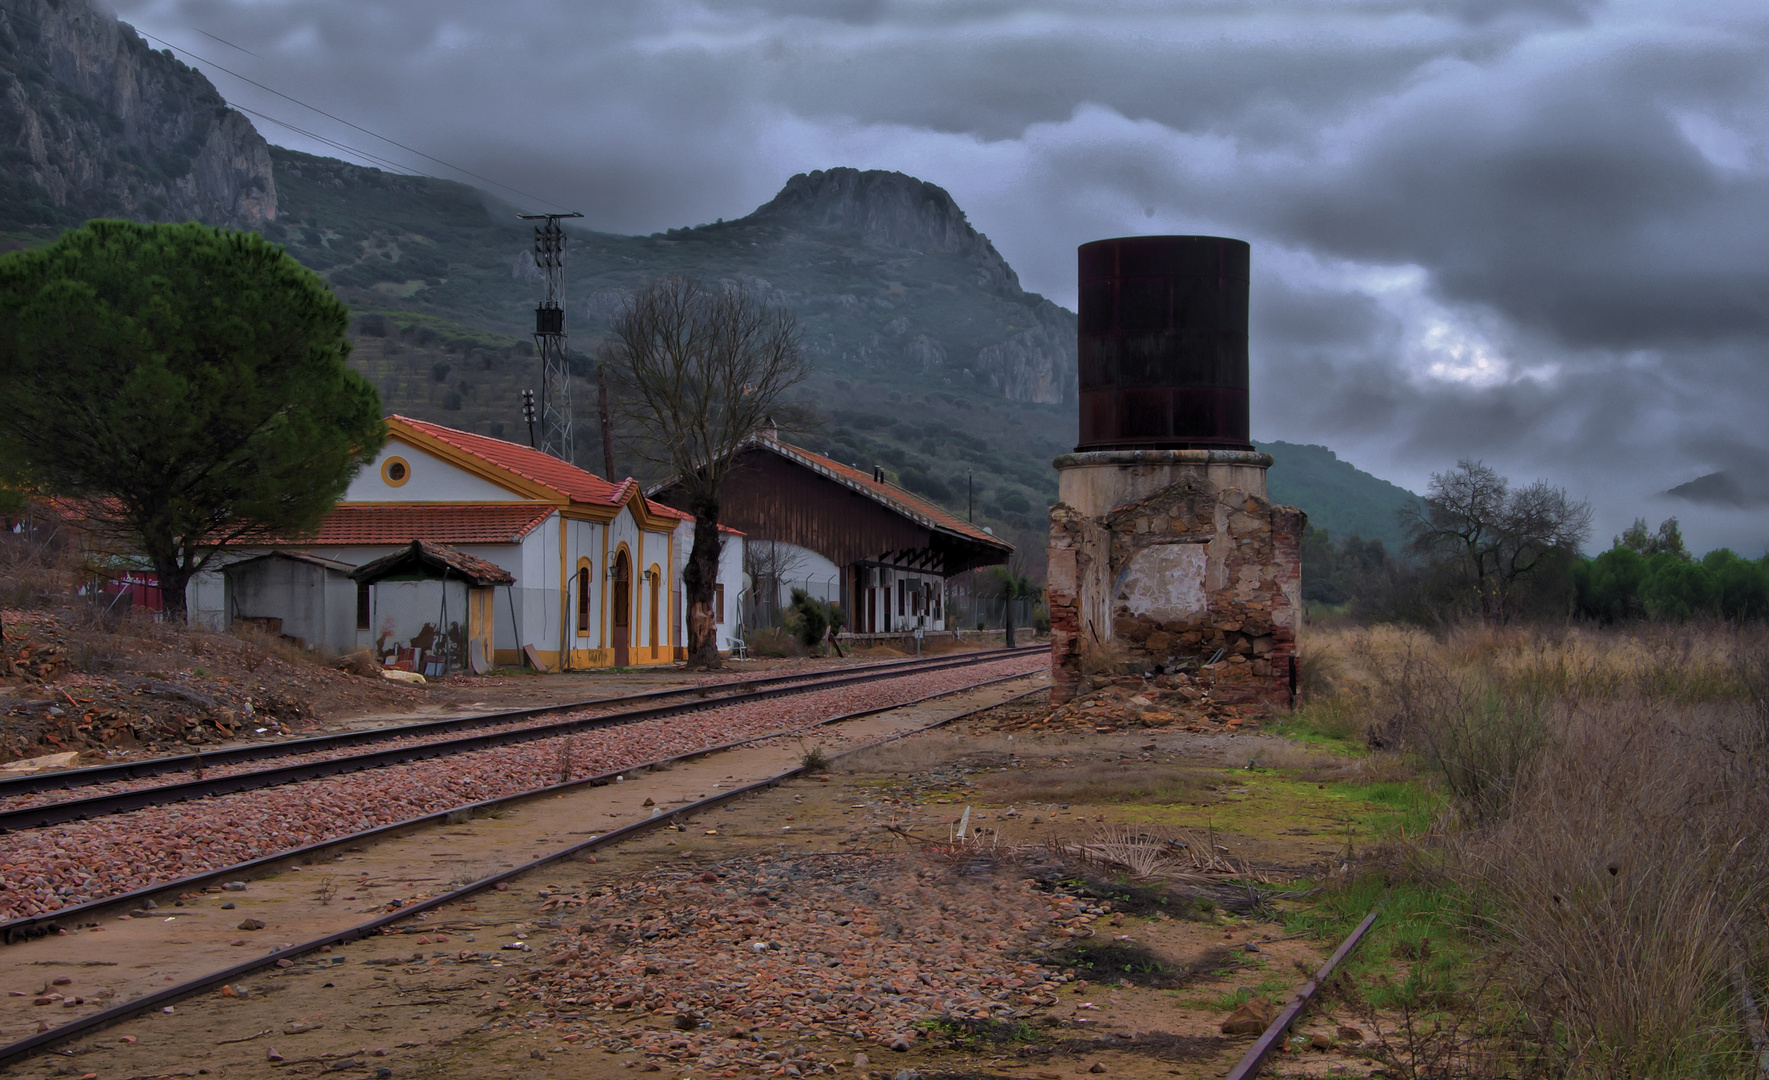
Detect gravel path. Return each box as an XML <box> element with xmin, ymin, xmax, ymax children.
<box><xmin>501</xmin><ymin>850</ymin><xmax>1091</xmax><ymax>1070</ymax></box>
<box><xmin>0</xmin><ymin>656</ymin><xmax>1040</xmax><ymax>921</ymax></box>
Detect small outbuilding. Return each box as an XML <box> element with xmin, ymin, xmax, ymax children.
<box><xmin>222</xmin><ymin>550</ymin><xmax>358</xmax><ymax>652</ymax></box>
<box><xmin>349</xmin><ymin>541</ymin><xmax>514</xmax><ymax>675</ymax></box>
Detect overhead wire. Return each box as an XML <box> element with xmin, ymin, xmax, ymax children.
<box><xmin>0</xmin><ymin>2</ymin><xmax>570</xmax><ymax>213</ymax></box>
<box><xmin>227</xmin><ymin>104</ymin><xmax>423</xmax><ymax>178</ymax></box>
<box><xmin>193</xmin><ymin>27</ymin><xmax>264</xmax><ymax>61</ymax></box>
<box><xmin>127</xmin><ymin>27</ymin><xmax>572</xmax><ymax>213</ymax></box>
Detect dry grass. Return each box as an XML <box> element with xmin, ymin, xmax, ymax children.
<box><xmin>1306</xmin><ymin>621</ymin><xmax>1763</xmax><ymax>709</ymax></box>
<box><xmin>1051</xmin><ymin>822</ymin><xmax>1244</xmax><ymax>877</ymax></box>
<box><xmin>1301</xmin><ymin>622</ymin><xmax>1769</xmax><ymax>1076</ymax></box>
<box><xmin>1449</xmin><ymin>691</ymin><xmax>1769</xmax><ymax>1077</ymax></box>
<box><xmin>0</xmin><ymin>518</ymin><xmax>83</xmax><ymax>612</ymax></box>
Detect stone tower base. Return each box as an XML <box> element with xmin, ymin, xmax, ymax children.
<box><xmin>1046</xmin><ymin>450</ymin><xmax>1304</xmax><ymax>706</ymax></box>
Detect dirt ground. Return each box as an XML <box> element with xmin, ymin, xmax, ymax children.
<box><xmin>0</xmin><ymin>606</ymin><xmax>1017</xmax><ymax>766</ymax></box>
<box><xmin>0</xmin><ymin>689</ymin><xmax>1396</xmax><ymax>1080</ymax></box>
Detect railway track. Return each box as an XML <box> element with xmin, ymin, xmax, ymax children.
<box><xmin>0</xmin><ymin>668</ymin><xmax>1047</xmax><ymax>1066</ymax></box>
<box><xmin>0</xmin><ymin>651</ymin><xmax>1043</xmax><ymax>933</ymax></box>
<box><xmin>0</xmin><ymin>648</ymin><xmax>1025</xmax><ymax>833</ymax></box>
<box><xmin>0</xmin><ymin>648</ymin><xmax>1025</xmax><ymax>802</ymax></box>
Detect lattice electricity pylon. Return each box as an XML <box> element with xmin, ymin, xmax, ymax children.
<box><xmin>519</xmin><ymin>211</ymin><xmax>584</xmax><ymax>462</ymax></box>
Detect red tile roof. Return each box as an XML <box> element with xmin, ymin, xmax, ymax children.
<box><xmin>293</xmin><ymin>504</ymin><xmax>557</xmax><ymax>546</ymax></box>
<box><xmin>391</xmin><ymin>416</ymin><xmax>687</xmax><ymax>524</ymax></box>
<box><xmin>394</xmin><ymin>415</ymin><xmax>625</xmax><ymax>505</ymax></box>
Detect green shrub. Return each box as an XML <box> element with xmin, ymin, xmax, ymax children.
<box><xmin>784</xmin><ymin>588</ymin><xmax>843</xmax><ymax>651</ymax></box>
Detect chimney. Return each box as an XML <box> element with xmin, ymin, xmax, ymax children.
<box><xmin>762</xmin><ymin>416</ymin><xmax>778</xmax><ymax>442</ymax></box>
<box><xmin>872</xmin><ymin>465</ymin><xmax>884</xmax><ymax>483</ymax></box>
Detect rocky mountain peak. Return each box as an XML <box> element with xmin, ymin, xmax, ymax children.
<box><xmin>750</xmin><ymin>167</ymin><xmax>1022</xmax><ymax>295</ymax></box>
<box><xmin>0</xmin><ymin>0</ymin><xmax>276</xmax><ymax>229</ymax></box>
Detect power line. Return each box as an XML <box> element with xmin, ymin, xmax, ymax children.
<box><xmin>228</xmin><ymin>104</ymin><xmax>422</xmax><ymax>177</ymax></box>
<box><xmin>122</xmin><ymin>24</ymin><xmax>574</xmax><ymax>213</ymax></box>
<box><xmin>0</xmin><ymin>4</ymin><xmax>575</xmax><ymax>214</ymax></box>
<box><xmin>194</xmin><ymin>28</ymin><xmax>265</xmax><ymax>61</ymax></box>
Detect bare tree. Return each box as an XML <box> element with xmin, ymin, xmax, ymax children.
<box><xmin>605</xmin><ymin>277</ymin><xmax>810</xmax><ymax>668</ymax></box>
<box><xmin>742</xmin><ymin>539</ymin><xmax>812</xmax><ymax>628</ymax></box>
<box><xmin>1403</xmin><ymin>459</ymin><xmax>1592</xmax><ymax>619</ymax></box>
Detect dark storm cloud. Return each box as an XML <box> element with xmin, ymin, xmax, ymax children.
<box><xmin>106</xmin><ymin>0</ymin><xmax>1769</xmax><ymax>552</ymax></box>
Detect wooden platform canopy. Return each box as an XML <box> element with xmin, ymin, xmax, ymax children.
<box><xmin>648</xmin><ymin>434</ymin><xmax>1012</xmax><ymax>579</ymax></box>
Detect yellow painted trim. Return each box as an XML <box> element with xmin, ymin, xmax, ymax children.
<box><xmin>574</xmin><ymin>556</ymin><xmax>593</xmax><ymax>637</ymax></box>
<box><xmin>667</xmin><ymin>526</ymin><xmax>676</xmax><ymax>653</ymax></box>
<box><xmin>380</xmin><ymin>456</ymin><xmax>411</xmax><ymax>487</ymax></box>
<box><xmin>557</xmin><ymin>647</ymin><xmax>676</xmax><ymax>669</ymax></box>
<box><xmin>383</xmin><ymin>421</ymin><xmax>568</xmax><ymax>505</ymax></box>
<box><xmin>616</xmin><ymin>483</ymin><xmax>688</xmax><ymax>533</ymax></box>
<box><xmin>560</xmin><ymin>503</ymin><xmax>620</xmax><ymax>524</ymax></box>
<box><xmin>561</xmin><ymin>502</ymin><xmax>680</xmax><ymax>533</ymax></box>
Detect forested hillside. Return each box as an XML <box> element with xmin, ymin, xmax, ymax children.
<box><xmin>1257</xmin><ymin>441</ymin><xmax>1422</xmax><ymax>553</ymax></box>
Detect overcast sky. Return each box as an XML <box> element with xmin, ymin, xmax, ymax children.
<box><xmin>111</xmin><ymin>0</ymin><xmax>1769</xmax><ymax>554</ymax></box>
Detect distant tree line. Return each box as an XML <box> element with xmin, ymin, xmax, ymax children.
<box><xmin>1302</xmin><ymin>460</ymin><xmax>1769</xmax><ymax>624</ymax></box>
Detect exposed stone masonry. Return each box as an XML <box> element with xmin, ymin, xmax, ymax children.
<box><xmin>1047</xmin><ymin>452</ymin><xmax>1303</xmax><ymax>707</ymax></box>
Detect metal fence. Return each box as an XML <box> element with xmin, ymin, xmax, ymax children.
<box><xmin>742</xmin><ymin>575</ymin><xmax>841</xmax><ymax>632</ymax></box>
<box><xmin>942</xmin><ymin>589</ymin><xmax>1038</xmax><ymax>633</ymax></box>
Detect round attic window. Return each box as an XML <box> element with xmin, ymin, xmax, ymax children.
<box><xmin>381</xmin><ymin>456</ymin><xmax>410</xmax><ymax>487</ymax></box>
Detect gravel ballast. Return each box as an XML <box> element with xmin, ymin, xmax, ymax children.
<box><xmin>0</xmin><ymin>656</ymin><xmax>1040</xmax><ymax>920</ymax></box>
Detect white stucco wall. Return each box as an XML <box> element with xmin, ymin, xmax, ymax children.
<box><xmin>672</xmin><ymin>524</ymin><xmax>746</xmax><ymax>653</ymax></box>
<box><xmin>345</xmin><ymin>439</ymin><xmax>528</xmax><ymax>503</ymax></box>
<box><xmin>756</xmin><ymin>541</ymin><xmax>843</xmax><ymax>610</ymax></box>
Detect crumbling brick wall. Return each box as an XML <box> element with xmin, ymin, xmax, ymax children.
<box><xmin>1048</xmin><ymin>474</ymin><xmax>1303</xmax><ymax>706</ymax></box>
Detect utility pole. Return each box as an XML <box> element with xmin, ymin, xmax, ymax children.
<box><xmin>519</xmin><ymin>211</ymin><xmax>583</xmax><ymax>462</ymax></box>
<box><xmin>967</xmin><ymin>469</ymin><xmax>973</xmax><ymax>522</ymax></box>
<box><xmin>597</xmin><ymin>362</ymin><xmax>616</xmax><ymax>480</ymax></box>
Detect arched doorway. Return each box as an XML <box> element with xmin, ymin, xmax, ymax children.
<box><xmin>612</xmin><ymin>550</ymin><xmax>631</xmax><ymax>667</ymax></box>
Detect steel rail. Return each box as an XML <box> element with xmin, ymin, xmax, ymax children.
<box><xmin>0</xmin><ymin>678</ymin><xmax>1046</xmax><ymax>1065</ymax></box>
<box><xmin>0</xmin><ymin>650</ymin><xmax>1031</xmax><ymax>834</ymax></box>
<box><xmin>1224</xmin><ymin>906</ymin><xmax>1381</xmax><ymax>1080</ymax></box>
<box><xmin>0</xmin><ymin>648</ymin><xmax>1023</xmax><ymax>799</ymax></box>
<box><xmin>0</xmin><ymin>664</ymin><xmax>1044</xmax><ymax>941</ymax></box>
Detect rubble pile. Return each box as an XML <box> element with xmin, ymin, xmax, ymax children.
<box><xmin>0</xmin><ymin>609</ymin><xmax>411</xmax><ymax>762</ymax></box>
<box><xmin>1002</xmin><ymin>669</ymin><xmax>1270</xmax><ymax>734</ymax></box>
<box><xmin>509</xmin><ymin>853</ymin><xmax>1088</xmax><ymax>1070</ymax></box>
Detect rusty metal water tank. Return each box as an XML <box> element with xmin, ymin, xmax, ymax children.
<box><xmin>1075</xmin><ymin>235</ymin><xmax>1251</xmax><ymax>451</ymax></box>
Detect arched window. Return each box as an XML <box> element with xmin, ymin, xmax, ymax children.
<box><xmin>576</xmin><ymin>562</ymin><xmax>592</xmax><ymax>634</ymax></box>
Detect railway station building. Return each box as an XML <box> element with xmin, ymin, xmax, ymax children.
<box><xmin>646</xmin><ymin>427</ymin><xmax>1012</xmax><ymax>642</ymax></box>
<box><xmin>186</xmin><ymin>416</ymin><xmax>745</xmax><ymax>672</ymax></box>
